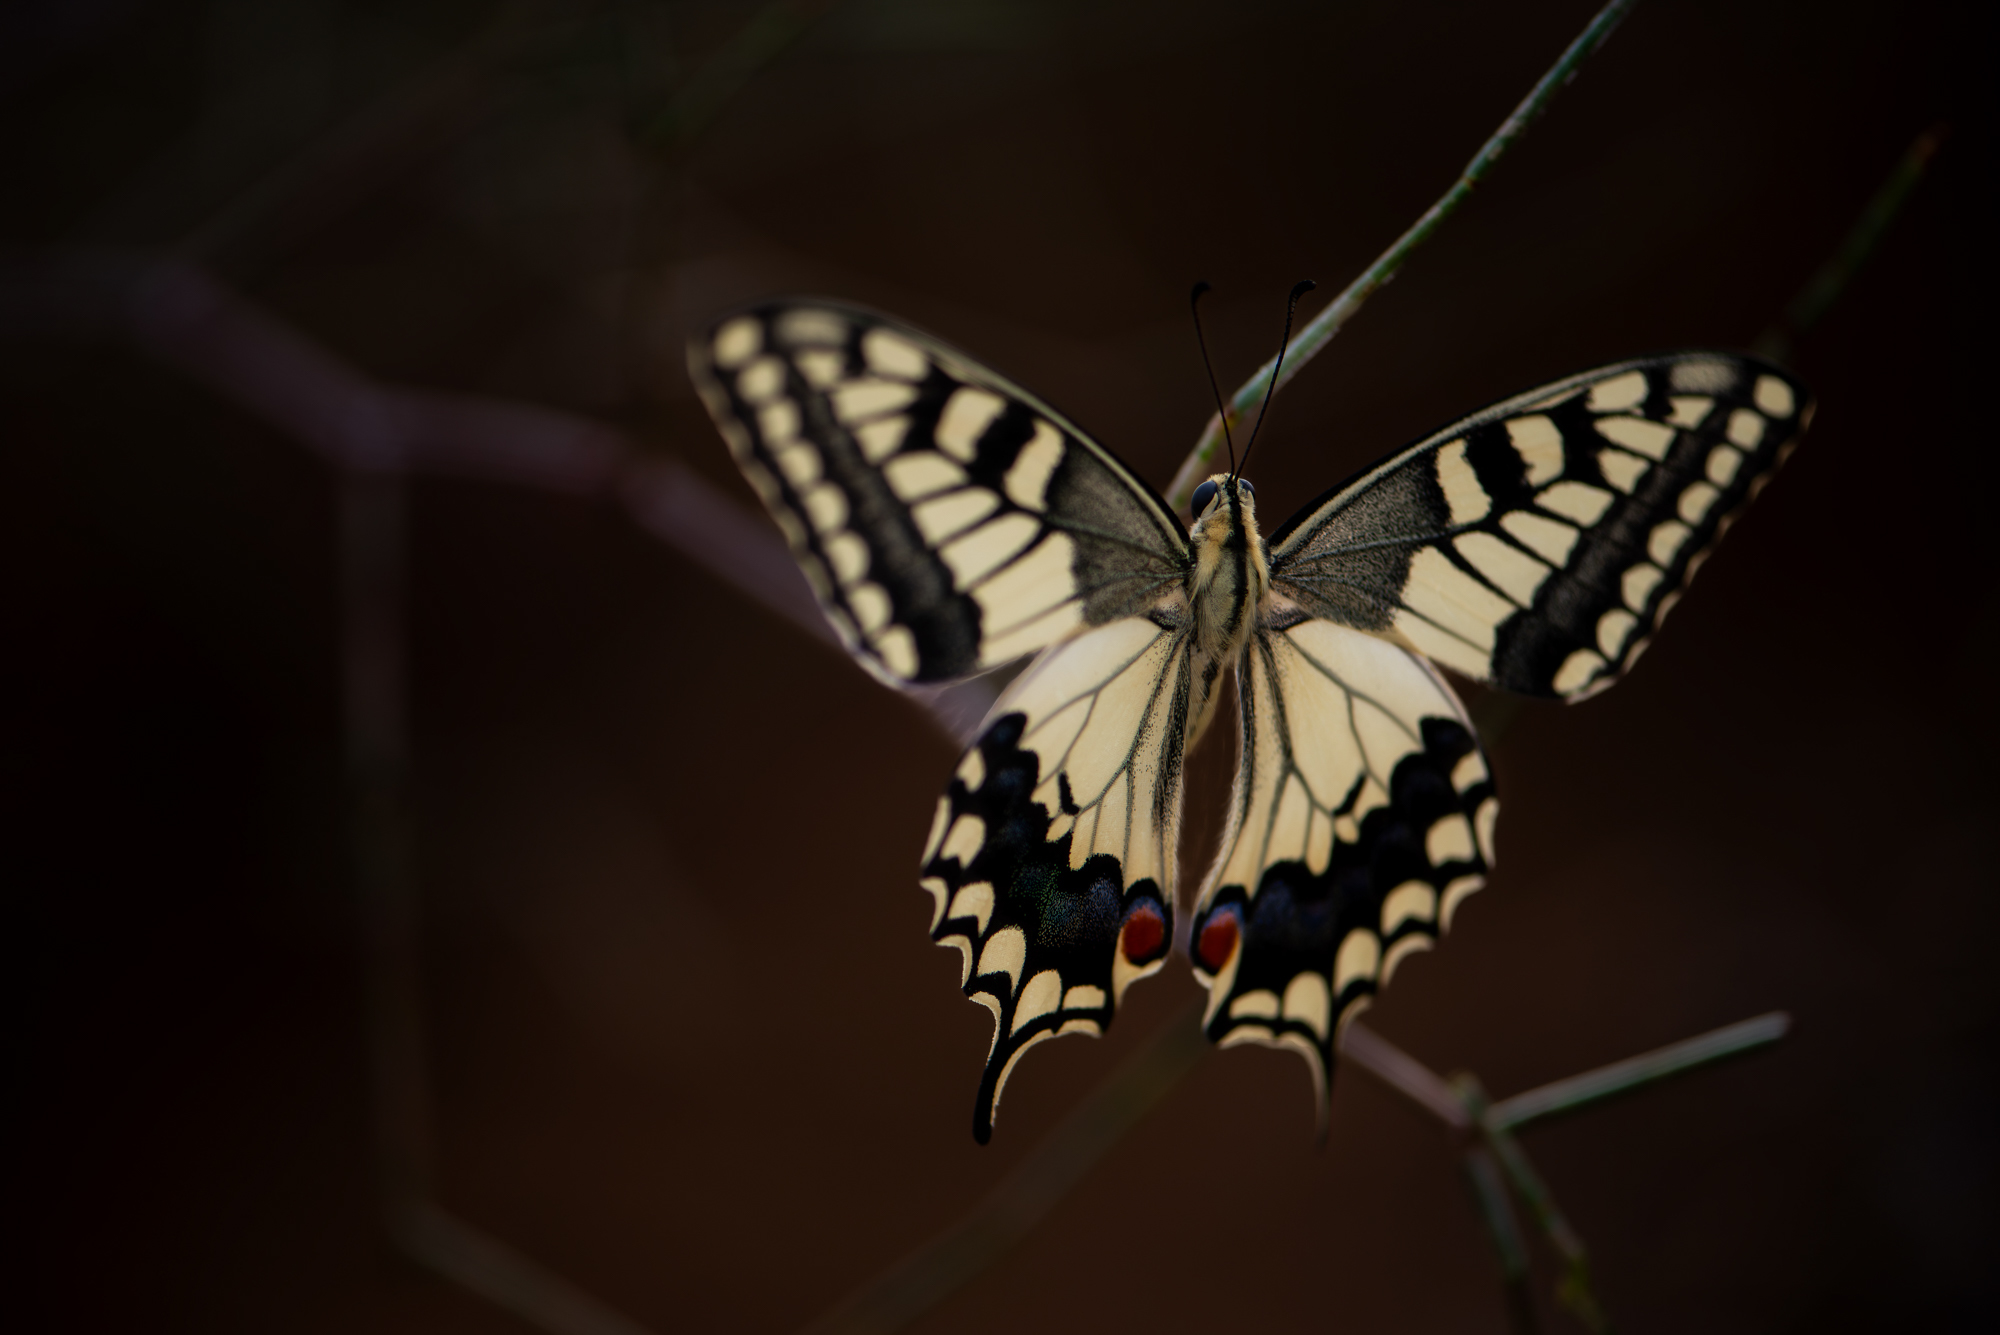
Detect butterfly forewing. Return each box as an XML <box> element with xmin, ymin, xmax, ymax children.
<box><xmin>689</xmin><ymin>302</ymin><xmax>1188</xmax><ymax>685</ymax></box>
<box><xmin>1188</xmin><ymin>619</ymin><xmax>1494</xmax><ymax>1115</ymax></box>
<box><xmin>1266</xmin><ymin>354</ymin><xmax>1811</xmax><ymax>699</ymax></box>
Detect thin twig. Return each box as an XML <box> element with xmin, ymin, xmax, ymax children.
<box><xmin>1753</xmin><ymin>122</ymin><xmax>1950</xmax><ymax>364</ymax></box>
<box><xmin>1487</xmin><ymin>1012</ymin><xmax>1791</xmax><ymax>1131</ymax></box>
<box><xmin>1463</xmin><ymin>1145</ymin><xmax>1541</xmax><ymax>1335</ymax></box>
<box><xmin>1165</xmin><ymin>0</ymin><xmax>1639</xmax><ymax>510</ymax></box>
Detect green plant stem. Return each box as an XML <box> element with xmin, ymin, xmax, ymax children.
<box><xmin>1459</xmin><ymin>1077</ymin><xmax>1609</xmax><ymax>1334</ymax></box>
<box><xmin>1165</xmin><ymin>0</ymin><xmax>1639</xmax><ymax>510</ymax></box>
<box><xmin>1462</xmin><ymin>1144</ymin><xmax>1541</xmax><ymax>1335</ymax></box>
<box><xmin>1753</xmin><ymin>122</ymin><xmax>1949</xmax><ymax>364</ymax></box>
<box><xmin>1487</xmin><ymin>1012</ymin><xmax>1790</xmax><ymax>1132</ymax></box>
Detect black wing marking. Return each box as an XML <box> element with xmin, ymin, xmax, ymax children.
<box><xmin>689</xmin><ymin>302</ymin><xmax>1189</xmax><ymax>685</ymax></box>
<box><xmin>919</xmin><ymin>614</ymin><xmax>1190</xmax><ymax>1142</ymax></box>
<box><xmin>1265</xmin><ymin>355</ymin><xmax>1812</xmax><ymax>699</ymax></box>
<box><xmin>1188</xmin><ymin>616</ymin><xmax>1494</xmax><ymax>1120</ymax></box>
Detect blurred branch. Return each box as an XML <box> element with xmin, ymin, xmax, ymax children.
<box><xmin>1165</xmin><ymin>0</ymin><xmax>1639</xmax><ymax>510</ymax></box>
<box><xmin>390</xmin><ymin>1197</ymin><xmax>657</xmax><ymax>1335</ymax></box>
<box><xmin>1488</xmin><ymin>1011</ymin><xmax>1791</xmax><ymax>1131</ymax></box>
<box><xmin>802</xmin><ymin>996</ymin><xmax>1208</xmax><ymax>1335</ymax></box>
<box><xmin>637</xmin><ymin>0</ymin><xmax>840</xmax><ymax>151</ymax></box>
<box><xmin>1753</xmin><ymin>122</ymin><xmax>1950</xmax><ymax>364</ymax></box>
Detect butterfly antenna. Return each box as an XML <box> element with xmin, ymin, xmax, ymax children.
<box><xmin>1236</xmin><ymin>279</ymin><xmax>1317</xmax><ymax>479</ymax></box>
<box><xmin>1189</xmin><ymin>281</ymin><xmax>1237</xmax><ymax>476</ymax></box>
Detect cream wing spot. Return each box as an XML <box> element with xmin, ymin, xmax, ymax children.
<box><xmin>825</xmin><ymin>531</ymin><xmax>869</xmax><ymax>585</ymax></box>
<box><xmin>1403</xmin><ymin>546</ymin><xmax>1513</xmax><ymax>649</ymax></box>
<box><xmin>774</xmin><ymin>443</ymin><xmax>820</xmax><ymax>488</ymax></box>
<box><xmin>854</xmin><ymin>417</ymin><xmax>909</xmax><ymax>463</ymax></box>
<box><xmin>936</xmin><ymin>387</ymin><xmax>1007</xmax><ymax>462</ymax></box>
<box><xmin>1727</xmin><ymin>408</ymin><xmax>1766</xmax><ymax>448</ymax></box>
<box><xmin>974</xmin><ymin>533</ymin><xmax>1076</xmax><ymax>624</ymax></box>
<box><xmin>1553</xmin><ymin>648</ymin><xmax>1607</xmax><ymax>694</ymax></box>
<box><xmin>1435</xmin><ymin>440</ymin><xmax>1491</xmax><ymax>524</ymax></box>
<box><xmin>794</xmin><ymin>348</ymin><xmax>843</xmax><ymax>387</ymax></box>
<box><xmin>922</xmin><ymin>876</ymin><xmax>949</xmax><ymax>930</ymax></box>
<box><xmin>956</xmin><ymin>748</ymin><xmax>985</xmax><ymax>791</ymax></box>
<box><xmin>875</xmin><ymin>625</ymin><xmax>918</xmax><ymax>678</ymax></box>
<box><xmin>832</xmin><ymin>379</ymin><xmax>918</xmax><ymax>425</ymax></box>
<box><xmin>712</xmin><ymin>317</ymin><xmax>761</xmax><ymax>368</ymax></box>
<box><xmin>1229</xmin><ymin>990</ymin><xmax>1281</xmax><ymax>1020</ymax></box>
<box><xmin>1669</xmin><ymin>359</ymin><xmax>1737</xmax><ymax>393</ymax></box>
<box><xmin>1011</xmin><ymin>970</ymin><xmax>1063</xmax><ymax>1033</ymax></box>
<box><xmin>1597</xmin><ymin>447</ymin><xmax>1650</xmax><ymax>494</ymax></box>
<box><xmin>1455</xmin><ymin>531</ymin><xmax>1550</xmax><ymax>608</ymax></box>
<box><xmin>849</xmin><ymin>581</ymin><xmax>892</xmax><ymax>634</ymax></box>
<box><xmin>1667</xmin><ymin>395</ymin><xmax>1714</xmax><ymax>428</ymax></box>
<box><xmin>1505</xmin><ymin>416</ymin><xmax>1566</xmax><ymax>485</ymax></box>
<box><xmin>1538</xmin><ymin>480</ymin><xmax>1616</xmax><ymax>526</ymax></box>
<box><xmin>758</xmin><ymin>399</ymin><xmax>801</xmax><ymax>444</ymax></box>
<box><xmin>1382</xmin><ymin>880</ymin><xmax>1437</xmax><ymax>933</ymax></box>
<box><xmin>776</xmin><ymin>308</ymin><xmax>844</xmax><ymax>345</ymax></box>
<box><xmin>1440</xmin><ymin>875</ymin><xmax>1485</xmax><ymax>931</ymax></box>
<box><xmin>941</xmin><ymin>513</ymin><xmax>1042</xmax><ymax>587</ymax></box>
<box><xmin>1706</xmin><ymin>444</ymin><xmax>1744</xmax><ymax>486</ymax></box>
<box><xmin>1597</xmin><ymin>607</ymin><xmax>1639</xmax><ymax>658</ymax></box>
<box><xmin>921</xmin><ymin>796</ymin><xmax>952</xmax><ymax>863</ymax></box>
<box><xmin>1500</xmin><ymin>511</ymin><xmax>1582</xmax><ymax>567</ymax></box>
<box><xmin>941</xmin><ymin>813</ymin><xmax>985</xmax><ymax>865</ymax></box>
<box><xmin>1062</xmin><ymin>984</ymin><xmax>1106</xmax><ymax>1012</ymax></box>
<box><xmin>913</xmin><ymin>489</ymin><xmax>1000</xmax><ymax>543</ymax></box>
<box><xmin>1282</xmin><ymin>972</ymin><xmax>1333</xmax><ymax>1040</ymax></box>
<box><xmin>883</xmin><ymin>452</ymin><xmax>967</xmax><ymax>500</ymax></box>
<box><xmin>1587</xmin><ymin>371</ymin><xmax>1649</xmax><ymax>412</ymax></box>
<box><xmin>1595</xmin><ymin>416</ymin><xmax>1676</xmax><ymax>460</ymax></box>
<box><xmin>1381</xmin><ymin>936</ymin><xmax>1432</xmax><ymax>987</ymax></box>
<box><xmin>976</xmin><ymin>928</ymin><xmax>1027</xmax><ymax>993</ymax></box>
<box><xmin>736</xmin><ymin>355</ymin><xmax>786</xmax><ymax>403</ymax></box>
<box><xmin>1678</xmin><ymin>480</ymin><xmax>1721</xmax><ymax>525</ymax></box>
<box><xmin>1754</xmin><ymin>375</ymin><xmax>1795</xmax><ymax>417</ymax></box>
<box><xmin>947</xmin><ymin>881</ymin><xmax>994</xmax><ymax>933</ymax></box>
<box><xmin>802</xmin><ymin>483</ymin><xmax>847</xmax><ymax>534</ymax></box>
<box><xmin>1391</xmin><ymin>610</ymin><xmax>1491</xmax><ymax>679</ymax></box>
<box><xmin>943</xmin><ymin>935</ymin><xmax>974</xmax><ymax>986</ymax></box>
<box><xmin>1648</xmin><ymin>519</ymin><xmax>1693</xmax><ymax>566</ymax></box>
<box><xmin>1451</xmin><ymin>751</ymin><xmax>1488</xmax><ymax>792</ymax></box>
<box><xmin>1004</xmin><ymin>423</ymin><xmax>1065</xmax><ymax>510</ymax></box>
<box><xmin>1334</xmin><ymin>929</ymin><xmax>1381</xmax><ymax>994</ymax></box>
<box><xmin>1426</xmin><ymin>814</ymin><xmax>1476</xmax><ymax>866</ymax></box>
<box><xmin>862</xmin><ymin>328</ymin><xmax>928</xmax><ymax>380</ymax></box>
<box><xmin>1622</xmin><ymin>562</ymin><xmax>1665</xmax><ymax>611</ymax></box>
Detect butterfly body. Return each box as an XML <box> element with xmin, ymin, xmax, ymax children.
<box><xmin>689</xmin><ymin>302</ymin><xmax>1810</xmax><ymax>1143</ymax></box>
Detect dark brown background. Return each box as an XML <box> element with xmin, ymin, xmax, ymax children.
<box><xmin>4</xmin><ymin>1</ymin><xmax>1995</xmax><ymax>1331</ymax></box>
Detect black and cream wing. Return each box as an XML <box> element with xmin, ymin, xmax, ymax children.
<box><xmin>688</xmin><ymin>302</ymin><xmax>1189</xmax><ymax>685</ymax></box>
<box><xmin>1265</xmin><ymin>354</ymin><xmax>1812</xmax><ymax>699</ymax></box>
<box><xmin>1187</xmin><ymin>618</ymin><xmax>1494</xmax><ymax>1114</ymax></box>
<box><xmin>920</xmin><ymin>615</ymin><xmax>1188</xmax><ymax>1142</ymax></box>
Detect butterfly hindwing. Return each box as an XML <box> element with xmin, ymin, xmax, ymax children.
<box><xmin>920</xmin><ymin>614</ymin><xmax>1187</xmax><ymax>1142</ymax></box>
<box><xmin>1266</xmin><ymin>354</ymin><xmax>1811</xmax><ymax>699</ymax></box>
<box><xmin>689</xmin><ymin>302</ymin><xmax>1188</xmax><ymax>686</ymax></box>
<box><xmin>1188</xmin><ymin>617</ymin><xmax>1494</xmax><ymax>1116</ymax></box>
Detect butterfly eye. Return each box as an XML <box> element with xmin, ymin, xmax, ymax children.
<box><xmin>1191</xmin><ymin>479</ymin><xmax>1219</xmax><ymax>514</ymax></box>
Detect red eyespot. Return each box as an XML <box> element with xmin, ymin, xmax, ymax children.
<box><xmin>1119</xmin><ymin>904</ymin><xmax>1165</xmax><ymax>964</ymax></box>
<box><xmin>1196</xmin><ymin>911</ymin><xmax>1239</xmax><ymax>973</ymax></box>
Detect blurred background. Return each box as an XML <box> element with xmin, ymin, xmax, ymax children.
<box><xmin>3</xmin><ymin>1</ymin><xmax>1995</xmax><ymax>1331</ymax></box>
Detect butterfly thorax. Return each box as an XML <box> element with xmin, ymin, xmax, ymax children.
<box><xmin>1182</xmin><ymin>476</ymin><xmax>1270</xmax><ymax>735</ymax></box>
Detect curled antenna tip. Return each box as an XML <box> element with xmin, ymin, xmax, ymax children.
<box><xmin>1289</xmin><ymin>279</ymin><xmax>1317</xmax><ymax>302</ymax></box>
<box><xmin>1191</xmin><ymin>280</ymin><xmax>1213</xmax><ymax>305</ymax></box>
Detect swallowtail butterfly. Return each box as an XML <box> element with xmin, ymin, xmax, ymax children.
<box><xmin>689</xmin><ymin>301</ymin><xmax>1810</xmax><ymax>1142</ymax></box>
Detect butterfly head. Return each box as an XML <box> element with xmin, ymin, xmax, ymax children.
<box><xmin>1190</xmin><ymin>473</ymin><xmax>1257</xmax><ymax>528</ymax></box>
